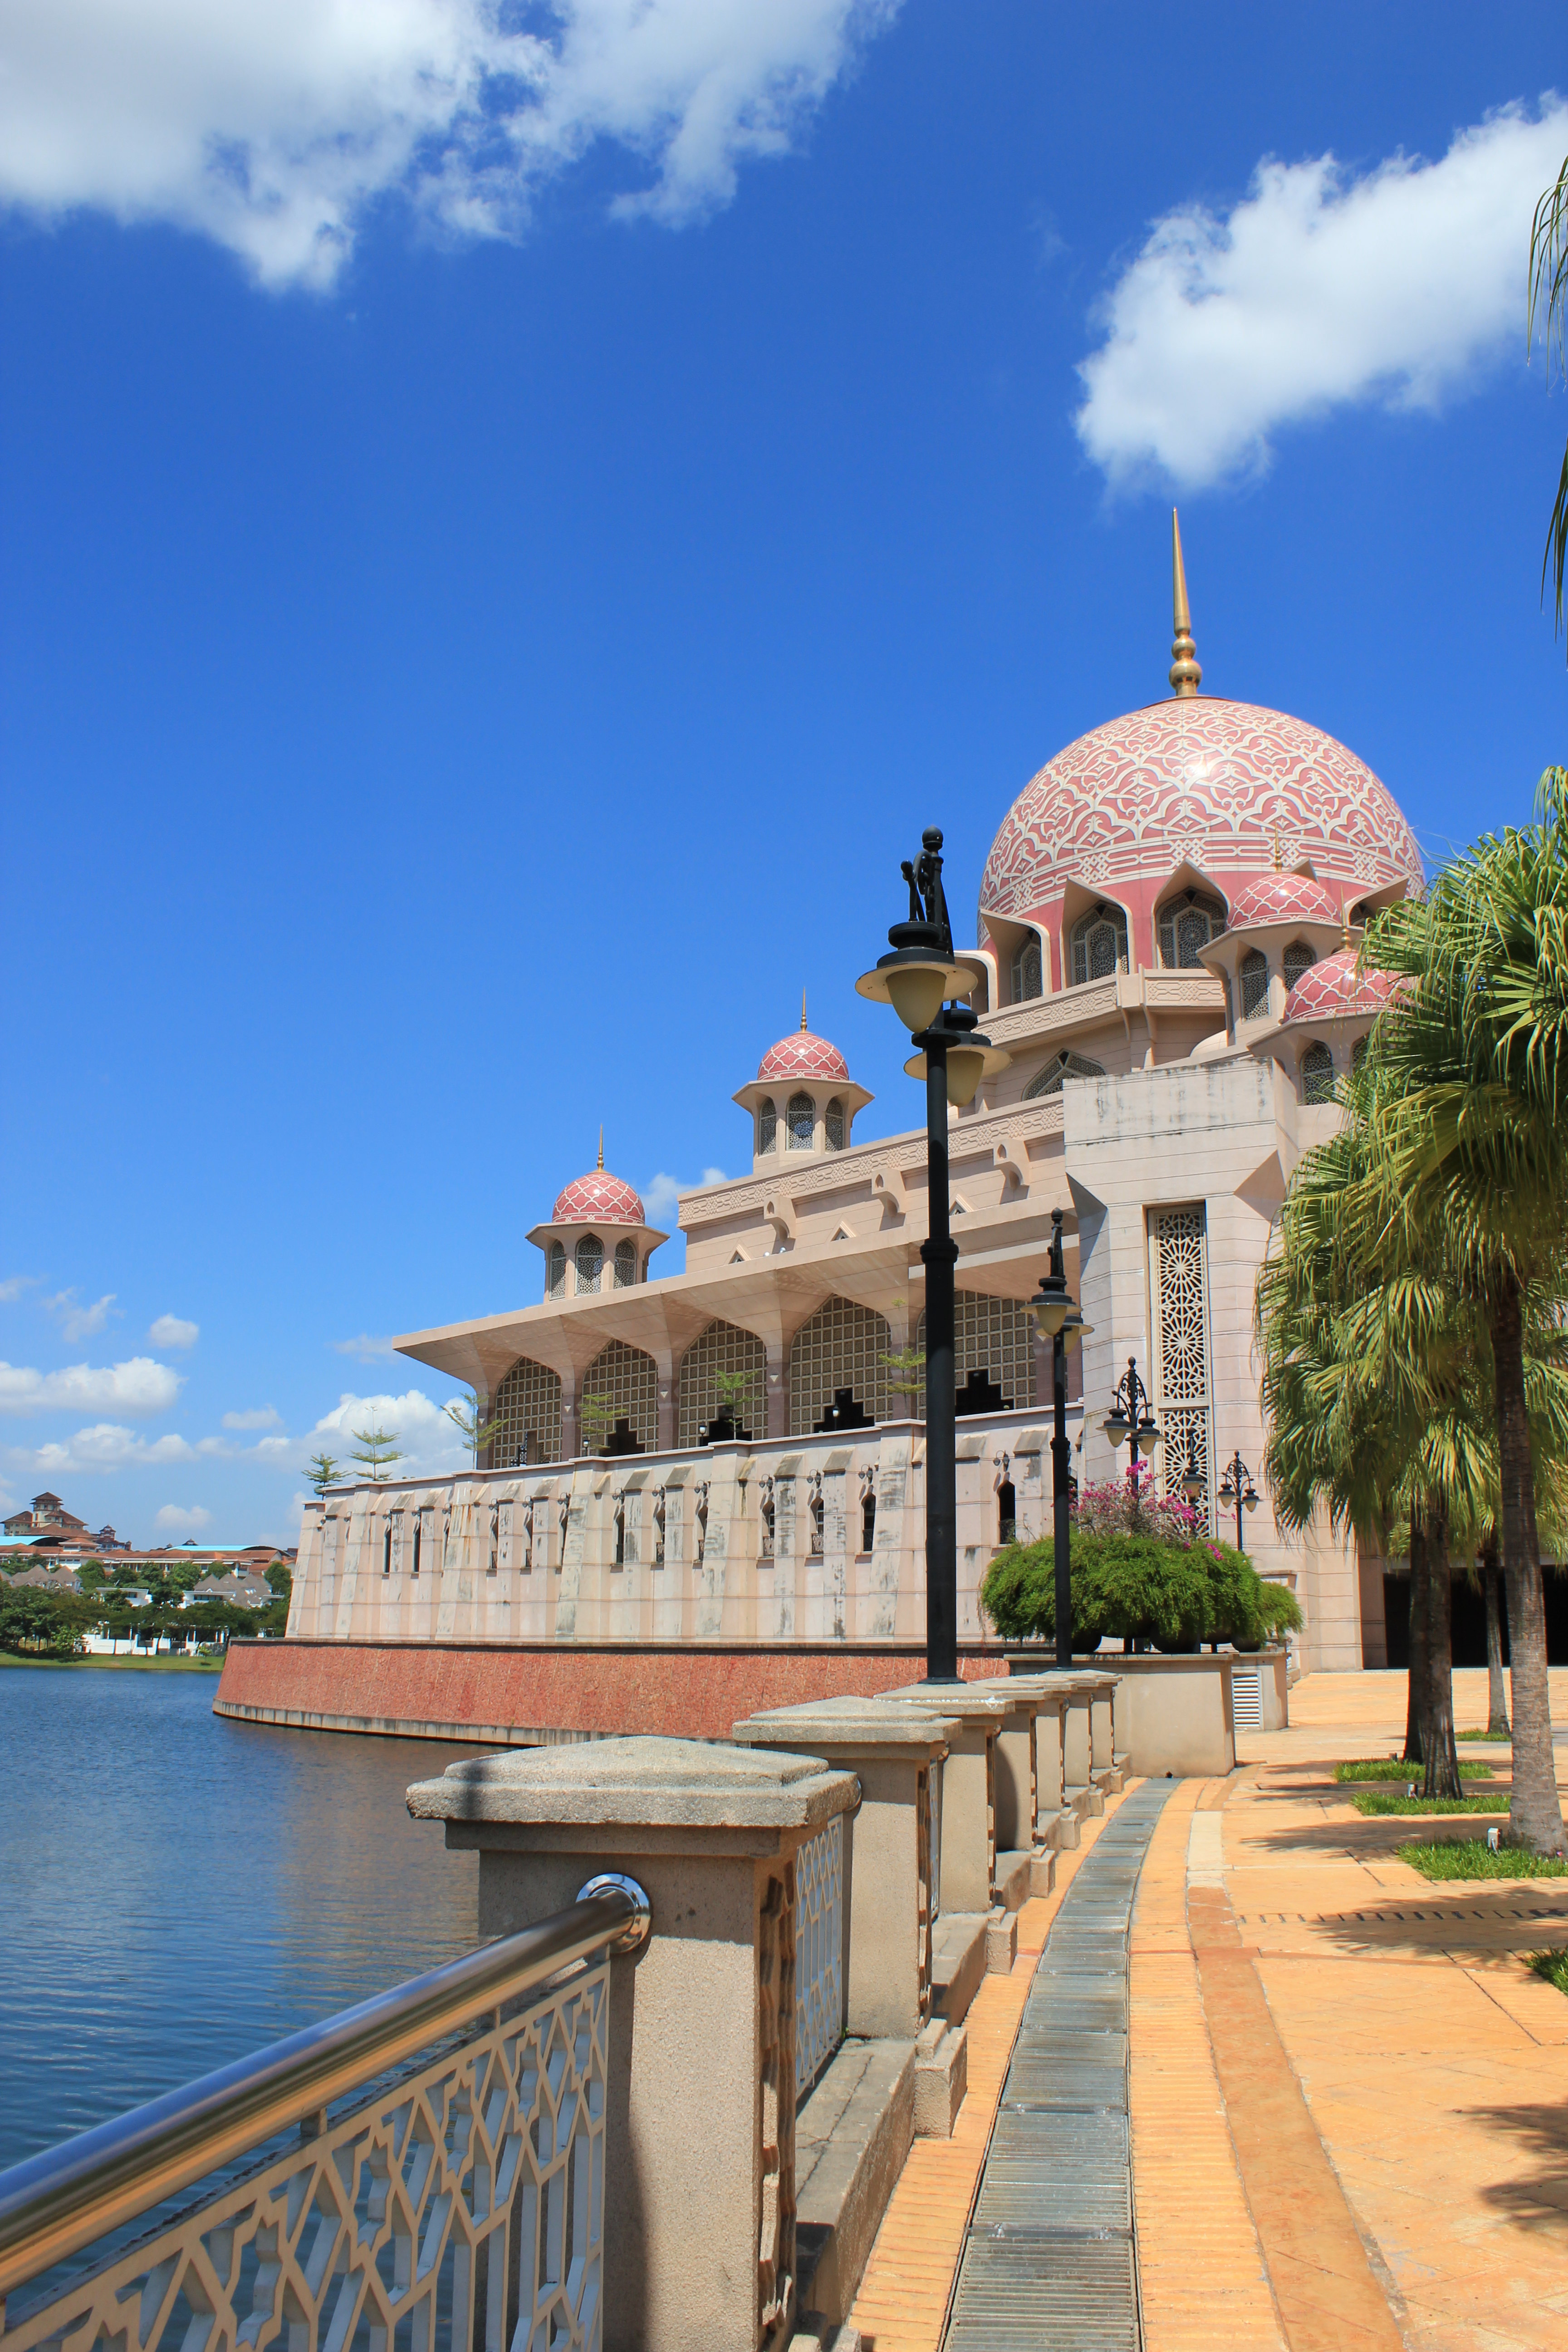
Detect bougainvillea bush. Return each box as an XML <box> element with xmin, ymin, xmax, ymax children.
<box><xmin>979</xmin><ymin>1473</ymin><xmax>1303</xmax><ymax>1651</ymax></box>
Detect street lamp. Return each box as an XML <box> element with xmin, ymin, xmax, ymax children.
<box><xmin>1179</xmin><ymin>1431</ymin><xmax>1207</xmax><ymax>1508</ymax></box>
<box><xmin>1103</xmin><ymin>1357</ymin><xmax>1159</xmax><ymax>1489</ymax></box>
<box><xmin>1216</xmin><ymin>1450</ymin><xmax>1260</xmax><ymax>1552</ymax></box>
<box><xmin>857</xmin><ymin>826</ymin><xmax>1007</xmax><ymax>1683</ymax></box>
<box><xmin>1031</xmin><ymin>1207</ymin><xmax>1092</xmax><ymax>1668</ymax></box>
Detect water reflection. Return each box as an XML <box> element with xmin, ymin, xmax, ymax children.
<box><xmin>0</xmin><ymin>1666</ymin><xmax>480</xmax><ymax>2169</ymax></box>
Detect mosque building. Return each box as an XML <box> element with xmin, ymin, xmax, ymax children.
<box><xmin>285</xmin><ymin>521</ymin><xmax>1423</xmax><ymax>1689</ymax></box>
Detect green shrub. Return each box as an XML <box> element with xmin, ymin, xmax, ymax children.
<box><xmin>1527</xmin><ymin>1947</ymin><xmax>1568</xmax><ymax>1994</ymax></box>
<box><xmin>979</xmin><ymin>1519</ymin><xmax>1303</xmax><ymax>1653</ymax></box>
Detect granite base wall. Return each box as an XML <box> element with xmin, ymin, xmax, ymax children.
<box><xmin>214</xmin><ymin>1638</ymin><xmax>1008</xmax><ymax>1743</ymax></box>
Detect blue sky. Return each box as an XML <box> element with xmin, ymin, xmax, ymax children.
<box><xmin>2</xmin><ymin>0</ymin><xmax>1564</xmax><ymax>1544</ymax></box>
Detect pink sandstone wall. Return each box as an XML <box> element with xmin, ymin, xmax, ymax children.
<box><xmin>214</xmin><ymin>1638</ymin><xmax>1005</xmax><ymax>1744</ymax></box>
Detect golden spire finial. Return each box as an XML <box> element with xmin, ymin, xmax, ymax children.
<box><xmin>1272</xmin><ymin>831</ymin><xmax>1282</xmax><ymax>872</ymax></box>
<box><xmin>801</xmin><ymin>990</ymin><xmax>808</xmax><ymax>1032</ymax></box>
<box><xmin>1169</xmin><ymin>508</ymin><xmax>1201</xmax><ymax>697</ymax></box>
<box><xmin>597</xmin><ymin>1125</ymin><xmax>604</xmax><ymax>1170</ymax></box>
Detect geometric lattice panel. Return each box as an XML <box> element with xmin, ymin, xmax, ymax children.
<box><xmin>3</xmin><ymin>1969</ymin><xmax>611</xmax><ymax>2352</ymax></box>
<box><xmin>913</xmin><ymin>1291</ymin><xmax>1039</xmax><ymax>1420</ymax></box>
<box><xmin>492</xmin><ymin>1356</ymin><xmax>564</xmax><ymax>1469</ymax></box>
<box><xmin>794</xmin><ymin>1816</ymin><xmax>844</xmax><ymax>2097</ymax></box>
<box><xmin>1150</xmin><ymin>1203</ymin><xmax>1211</xmax><ymax>1528</ymax></box>
<box><xmin>787</xmin><ymin>1298</ymin><xmax>892</xmax><ymax>1436</ymax></box>
<box><xmin>579</xmin><ymin>1340</ymin><xmax>659</xmax><ymax>1456</ymax></box>
<box><xmin>677</xmin><ymin>1319</ymin><xmax>768</xmax><ymax>1449</ymax></box>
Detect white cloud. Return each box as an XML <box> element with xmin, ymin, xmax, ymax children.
<box><xmin>644</xmin><ymin>1167</ymin><xmax>726</xmax><ymax>1223</ymax></box>
<box><xmin>1075</xmin><ymin>97</ymin><xmax>1568</xmax><ymax>491</ymax></box>
<box><xmin>0</xmin><ymin>1357</ymin><xmax>183</xmax><ymax>1417</ymax></box>
<box><xmin>0</xmin><ymin>1276</ymin><xmax>39</xmax><ymax>1303</ymax></box>
<box><xmin>311</xmin><ymin>1387</ymin><xmax>468</xmax><ymax>1478</ymax></box>
<box><xmin>11</xmin><ymin>1424</ymin><xmax>197</xmax><ymax>1475</ymax></box>
<box><xmin>155</xmin><ymin>1503</ymin><xmax>212</xmax><ymax>1534</ymax></box>
<box><xmin>0</xmin><ymin>0</ymin><xmax>901</xmax><ymax>290</ymax></box>
<box><xmin>150</xmin><ymin>1313</ymin><xmax>200</xmax><ymax>1349</ymax></box>
<box><xmin>333</xmin><ymin>1333</ymin><xmax>397</xmax><ymax>1362</ymax></box>
<box><xmin>222</xmin><ymin>1406</ymin><xmax>282</xmax><ymax>1431</ymax></box>
<box><xmin>44</xmin><ymin>1289</ymin><xmax>119</xmax><ymax>1343</ymax></box>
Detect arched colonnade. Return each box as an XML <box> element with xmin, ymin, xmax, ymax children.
<box><xmin>485</xmin><ymin>1290</ymin><xmax>1044</xmax><ymax>1467</ymax></box>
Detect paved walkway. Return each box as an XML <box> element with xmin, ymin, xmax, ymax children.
<box><xmin>851</xmin><ymin>1668</ymin><xmax>1568</xmax><ymax>2352</ymax></box>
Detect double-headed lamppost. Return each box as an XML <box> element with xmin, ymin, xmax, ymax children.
<box><xmin>1215</xmin><ymin>1450</ymin><xmax>1259</xmax><ymax>1552</ymax></box>
<box><xmin>857</xmin><ymin>827</ymin><xmax>1007</xmax><ymax>1684</ymax></box>
<box><xmin>1030</xmin><ymin>1207</ymin><xmax>1092</xmax><ymax>1667</ymax></box>
<box><xmin>1103</xmin><ymin>1358</ymin><xmax>1160</xmax><ymax>1489</ymax></box>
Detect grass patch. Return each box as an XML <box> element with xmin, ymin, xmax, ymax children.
<box><xmin>0</xmin><ymin>1651</ymin><xmax>224</xmax><ymax>1672</ymax></box>
<box><xmin>1401</xmin><ymin>1838</ymin><xmax>1568</xmax><ymax>1881</ymax></box>
<box><xmin>1334</xmin><ymin>1758</ymin><xmax>1494</xmax><ymax>1782</ymax></box>
<box><xmin>1458</xmin><ymin>1728</ymin><xmax>1511</xmax><ymax>1742</ymax></box>
<box><xmin>1352</xmin><ymin>1790</ymin><xmax>1512</xmax><ymax>1816</ymax></box>
<box><xmin>1527</xmin><ymin>1948</ymin><xmax>1568</xmax><ymax>1994</ymax></box>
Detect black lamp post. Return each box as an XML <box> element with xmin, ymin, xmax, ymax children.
<box><xmin>1102</xmin><ymin>1357</ymin><xmax>1160</xmax><ymax>1490</ymax></box>
<box><xmin>857</xmin><ymin>827</ymin><xmax>1006</xmax><ymax>1683</ymax></box>
<box><xmin>1216</xmin><ymin>1450</ymin><xmax>1260</xmax><ymax>1552</ymax></box>
<box><xmin>1030</xmin><ymin>1208</ymin><xmax>1092</xmax><ymax>1667</ymax></box>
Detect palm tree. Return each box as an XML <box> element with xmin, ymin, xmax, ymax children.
<box><xmin>1530</xmin><ymin>155</ymin><xmax>1568</xmax><ymax>648</ymax></box>
<box><xmin>1360</xmin><ymin>770</ymin><xmax>1568</xmax><ymax>1851</ymax></box>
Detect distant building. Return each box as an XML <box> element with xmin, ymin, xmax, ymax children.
<box><xmin>3</xmin><ymin>1492</ymin><xmax>127</xmax><ymax>1550</ymax></box>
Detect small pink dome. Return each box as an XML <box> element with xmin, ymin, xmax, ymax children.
<box><xmin>551</xmin><ymin>1170</ymin><xmax>645</xmax><ymax>1225</ymax></box>
<box><xmin>1228</xmin><ymin>872</ymin><xmax>1342</xmax><ymax>930</ymax></box>
<box><xmin>757</xmin><ymin>1029</ymin><xmax>850</xmax><ymax>1083</ymax></box>
<box><xmin>1282</xmin><ymin>949</ymin><xmax>1400</xmax><ymax>1024</ymax></box>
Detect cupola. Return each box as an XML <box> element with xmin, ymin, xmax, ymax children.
<box><xmin>732</xmin><ymin>999</ymin><xmax>874</xmax><ymax>1171</ymax></box>
<box><xmin>525</xmin><ymin>1133</ymin><xmax>668</xmax><ymax>1302</ymax></box>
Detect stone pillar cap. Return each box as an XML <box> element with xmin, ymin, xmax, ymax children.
<box><xmin>732</xmin><ymin>1697</ymin><xmax>956</xmax><ymax>1758</ymax></box>
<box><xmin>872</xmin><ymin>1684</ymin><xmax>1012</xmax><ymax>1728</ymax></box>
<box><xmin>407</xmin><ymin>1733</ymin><xmax>857</xmax><ymax>1832</ymax></box>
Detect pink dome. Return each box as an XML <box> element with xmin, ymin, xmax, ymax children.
<box><xmin>979</xmin><ymin>698</ymin><xmax>1423</xmax><ymax>920</ymax></box>
<box><xmin>757</xmin><ymin>1029</ymin><xmax>850</xmax><ymax>1083</ymax></box>
<box><xmin>1228</xmin><ymin>872</ymin><xmax>1342</xmax><ymax>930</ymax></box>
<box><xmin>551</xmin><ymin>1170</ymin><xmax>645</xmax><ymax>1225</ymax></box>
<box><xmin>1282</xmin><ymin>949</ymin><xmax>1401</xmax><ymax>1025</ymax></box>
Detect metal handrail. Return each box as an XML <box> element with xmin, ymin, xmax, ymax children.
<box><xmin>0</xmin><ymin>1875</ymin><xmax>651</xmax><ymax>2305</ymax></box>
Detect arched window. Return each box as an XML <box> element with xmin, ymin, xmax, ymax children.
<box><xmin>1239</xmin><ymin>949</ymin><xmax>1269</xmax><ymax>1020</ymax></box>
<box><xmin>1069</xmin><ymin>903</ymin><xmax>1128</xmax><ymax>986</ymax></box>
<box><xmin>757</xmin><ymin>1096</ymin><xmax>777</xmax><ymax>1153</ymax></box>
<box><xmin>1011</xmin><ymin>936</ymin><xmax>1043</xmax><ymax>1002</ymax></box>
<box><xmin>580</xmin><ymin>1339</ymin><xmax>659</xmax><ymax>1456</ymax></box>
<box><xmin>1300</xmin><ymin>1042</ymin><xmax>1336</xmax><ymax>1103</ymax></box>
<box><xmin>787</xmin><ymin>1091</ymin><xmax>815</xmax><ymax>1150</ymax></box>
<box><xmin>574</xmin><ymin>1234</ymin><xmax>603</xmax><ymax>1294</ymax></box>
<box><xmin>547</xmin><ymin>1241</ymin><xmax>566</xmax><ymax>1301</ymax></box>
<box><xmin>614</xmin><ymin>1239</ymin><xmax>637</xmax><ymax>1289</ymax></box>
<box><xmin>678</xmin><ymin>1318</ymin><xmax>768</xmax><ymax>1449</ymax></box>
<box><xmin>1023</xmin><ymin>1050</ymin><xmax>1106</xmax><ymax>1100</ymax></box>
<box><xmin>491</xmin><ymin>1357</ymin><xmax>564</xmax><ymax>1468</ymax></box>
<box><xmin>824</xmin><ymin>1097</ymin><xmax>845</xmax><ymax>1151</ymax></box>
<box><xmin>1283</xmin><ymin>940</ymin><xmax>1317</xmax><ymax>992</ymax></box>
<box><xmin>1157</xmin><ymin>888</ymin><xmax>1226</xmax><ymax>969</ymax></box>
<box><xmin>788</xmin><ymin>1297</ymin><xmax>893</xmax><ymax>1434</ymax></box>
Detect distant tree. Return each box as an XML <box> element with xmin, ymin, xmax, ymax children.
<box><xmin>0</xmin><ymin>1587</ymin><xmax>89</xmax><ymax>1657</ymax></box>
<box><xmin>78</xmin><ymin>1558</ymin><xmax>108</xmax><ymax>1593</ymax></box>
<box><xmin>308</xmin><ymin>1452</ymin><xmax>342</xmax><ymax>1497</ymax></box>
<box><xmin>881</xmin><ymin>1347</ymin><xmax>926</xmax><ymax>1406</ymax></box>
<box><xmin>444</xmin><ymin>1388</ymin><xmax>502</xmax><ymax>1466</ymax></box>
<box><xmin>578</xmin><ymin>1392</ymin><xmax>617</xmax><ymax>1450</ymax></box>
<box><xmin>264</xmin><ymin>1558</ymin><xmax>293</xmax><ymax>1603</ymax></box>
<box><xmin>350</xmin><ymin>1425</ymin><xmax>404</xmax><ymax>1483</ymax></box>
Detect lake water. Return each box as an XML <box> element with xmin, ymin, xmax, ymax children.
<box><xmin>0</xmin><ymin>1665</ymin><xmax>481</xmax><ymax>2173</ymax></box>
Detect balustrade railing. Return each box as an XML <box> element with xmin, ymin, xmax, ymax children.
<box><xmin>793</xmin><ymin>1817</ymin><xmax>844</xmax><ymax>2097</ymax></box>
<box><xmin>0</xmin><ymin>1879</ymin><xmax>650</xmax><ymax>2352</ymax></box>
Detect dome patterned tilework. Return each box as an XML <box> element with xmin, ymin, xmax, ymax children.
<box><xmin>1228</xmin><ymin>872</ymin><xmax>1342</xmax><ymax>928</ymax></box>
<box><xmin>979</xmin><ymin>698</ymin><xmax>1424</xmax><ymax>919</ymax></box>
<box><xmin>551</xmin><ymin>1171</ymin><xmax>646</xmax><ymax>1224</ymax></box>
<box><xmin>757</xmin><ymin>1030</ymin><xmax>851</xmax><ymax>1082</ymax></box>
<box><xmin>1282</xmin><ymin>949</ymin><xmax>1401</xmax><ymax>1025</ymax></box>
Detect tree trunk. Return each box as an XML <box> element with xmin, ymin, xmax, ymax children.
<box><xmin>1421</xmin><ymin>1505</ymin><xmax>1462</xmax><ymax>1801</ymax></box>
<box><xmin>1489</xmin><ymin>1273</ymin><xmax>1566</xmax><ymax>1853</ymax></box>
<box><xmin>1482</xmin><ymin>1538</ymin><xmax>1511</xmax><ymax>1739</ymax></box>
<box><xmin>1402</xmin><ymin>1521</ymin><xmax>1429</xmax><ymax>1766</ymax></box>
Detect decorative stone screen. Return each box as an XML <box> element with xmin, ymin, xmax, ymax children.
<box><xmin>794</xmin><ymin>1814</ymin><xmax>845</xmax><ymax>2097</ymax></box>
<box><xmin>913</xmin><ymin>1291</ymin><xmax>1037</xmax><ymax>1419</ymax></box>
<box><xmin>1011</xmin><ymin>935</ymin><xmax>1043</xmax><ymax>1001</ymax></box>
<box><xmin>757</xmin><ymin>1096</ymin><xmax>777</xmax><ymax>1152</ymax></box>
<box><xmin>1069</xmin><ymin>902</ymin><xmax>1128</xmax><ymax>986</ymax></box>
<box><xmin>574</xmin><ymin>1235</ymin><xmax>603</xmax><ymax>1294</ymax></box>
<box><xmin>824</xmin><ymin>1097</ymin><xmax>845</xmax><ymax>1150</ymax></box>
<box><xmin>1023</xmin><ymin>1049</ymin><xmax>1105</xmax><ymax>1099</ymax></box>
<box><xmin>1149</xmin><ymin>1204</ymin><xmax>1212</xmax><ymax>1529</ymax></box>
<box><xmin>787</xmin><ymin>1091</ymin><xmax>814</xmax><ymax>1149</ymax></box>
<box><xmin>678</xmin><ymin>1318</ymin><xmax>768</xmax><ymax>1447</ymax></box>
<box><xmin>614</xmin><ymin>1238</ymin><xmax>637</xmax><ymax>1288</ymax></box>
<box><xmin>491</xmin><ymin>1357</ymin><xmax>563</xmax><ymax>1468</ymax></box>
<box><xmin>788</xmin><ymin>1297</ymin><xmax>892</xmax><ymax>1434</ymax></box>
<box><xmin>1156</xmin><ymin>887</ymin><xmax>1226</xmax><ymax>968</ymax></box>
<box><xmin>581</xmin><ymin>1339</ymin><xmax>659</xmax><ymax>1454</ymax></box>
<box><xmin>1239</xmin><ymin>949</ymin><xmax>1269</xmax><ymax>1020</ymax></box>
<box><xmin>1283</xmin><ymin>939</ymin><xmax>1317</xmax><ymax>990</ymax></box>
<box><xmin>547</xmin><ymin>1242</ymin><xmax>565</xmax><ymax>1300</ymax></box>
<box><xmin>1300</xmin><ymin>1041</ymin><xmax>1336</xmax><ymax>1103</ymax></box>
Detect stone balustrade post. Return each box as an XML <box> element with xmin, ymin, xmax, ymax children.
<box><xmin>407</xmin><ymin>1735</ymin><xmax>858</xmax><ymax>2352</ymax></box>
<box><xmin>870</xmin><ymin>1687</ymin><xmax>1012</xmax><ymax>1914</ymax></box>
<box><xmin>730</xmin><ymin>1697</ymin><xmax>955</xmax><ymax>2040</ymax></box>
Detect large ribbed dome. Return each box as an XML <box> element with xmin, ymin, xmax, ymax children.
<box><xmin>551</xmin><ymin>1169</ymin><xmax>644</xmax><ymax>1224</ymax></box>
<box><xmin>979</xmin><ymin>698</ymin><xmax>1424</xmax><ymax>924</ymax></box>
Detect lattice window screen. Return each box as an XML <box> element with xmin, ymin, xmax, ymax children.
<box><xmin>788</xmin><ymin>1297</ymin><xmax>892</xmax><ymax>1434</ymax></box>
<box><xmin>581</xmin><ymin>1338</ymin><xmax>660</xmax><ymax>1453</ymax></box>
<box><xmin>1149</xmin><ymin>1204</ymin><xmax>1213</xmax><ymax>1530</ymax></box>
<box><xmin>492</xmin><ymin>1357</ymin><xmax>563</xmax><ymax>1468</ymax></box>
<box><xmin>913</xmin><ymin>1291</ymin><xmax>1038</xmax><ymax>1419</ymax></box>
<box><xmin>678</xmin><ymin>1318</ymin><xmax>769</xmax><ymax>1447</ymax></box>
